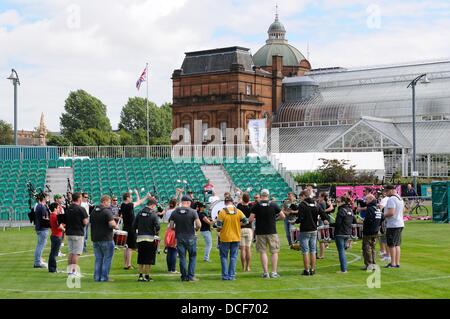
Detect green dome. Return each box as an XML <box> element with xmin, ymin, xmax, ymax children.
<box><xmin>253</xmin><ymin>14</ymin><xmax>306</xmax><ymax>67</ymax></box>
<box><xmin>253</xmin><ymin>43</ymin><xmax>305</xmax><ymax>67</ymax></box>
<box><xmin>268</xmin><ymin>19</ymin><xmax>286</xmax><ymax>33</ymax></box>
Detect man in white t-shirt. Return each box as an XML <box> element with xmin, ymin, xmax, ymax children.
<box><xmin>383</xmin><ymin>185</ymin><xmax>404</xmax><ymax>268</ymax></box>
<box><xmin>377</xmin><ymin>192</ymin><xmax>391</xmax><ymax>261</ymax></box>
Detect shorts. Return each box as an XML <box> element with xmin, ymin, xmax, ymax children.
<box><xmin>67</xmin><ymin>236</ymin><xmax>84</xmax><ymax>255</ymax></box>
<box><xmin>255</xmin><ymin>234</ymin><xmax>280</xmax><ymax>254</ymax></box>
<box><xmin>137</xmin><ymin>241</ymin><xmax>157</xmax><ymax>265</ymax></box>
<box><xmin>386</xmin><ymin>227</ymin><xmax>403</xmax><ymax>247</ymax></box>
<box><xmin>240</xmin><ymin>228</ymin><xmax>253</xmax><ymax>247</ymax></box>
<box><xmin>299</xmin><ymin>231</ymin><xmax>318</xmax><ymax>255</ymax></box>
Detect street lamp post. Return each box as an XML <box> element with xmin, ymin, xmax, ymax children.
<box><xmin>7</xmin><ymin>69</ymin><xmax>20</xmax><ymax>145</ymax></box>
<box><xmin>407</xmin><ymin>73</ymin><xmax>430</xmax><ymax>192</ymax></box>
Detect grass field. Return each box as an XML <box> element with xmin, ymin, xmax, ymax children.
<box><xmin>0</xmin><ymin>221</ymin><xmax>449</xmax><ymax>299</ymax></box>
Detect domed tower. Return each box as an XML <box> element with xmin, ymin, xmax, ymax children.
<box><xmin>253</xmin><ymin>12</ymin><xmax>311</xmax><ymax>77</ymax></box>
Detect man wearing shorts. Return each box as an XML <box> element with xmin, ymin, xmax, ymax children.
<box><xmin>64</xmin><ymin>192</ymin><xmax>89</xmax><ymax>276</ymax></box>
<box><xmin>133</xmin><ymin>199</ymin><xmax>160</xmax><ymax>282</ymax></box>
<box><xmin>296</xmin><ymin>190</ymin><xmax>329</xmax><ymax>276</ymax></box>
<box><xmin>383</xmin><ymin>185</ymin><xmax>404</xmax><ymax>268</ymax></box>
<box><xmin>249</xmin><ymin>189</ymin><xmax>285</xmax><ymax>279</ymax></box>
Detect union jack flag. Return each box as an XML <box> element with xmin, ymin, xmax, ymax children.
<box><xmin>136</xmin><ymin>66</ymin><xmax>147</xmax><ymax>90</ymax></box>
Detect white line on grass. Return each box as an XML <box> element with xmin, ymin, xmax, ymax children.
<box><xmin>1</xmin><ymin>275</ymin><xmax>449</xmax><ymax>296</ymax></box>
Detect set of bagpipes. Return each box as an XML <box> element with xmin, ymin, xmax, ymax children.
<box><xmin>26</xmin><ymin>182</ymin><xmax>53</xmax><ymax>225</ymax></box>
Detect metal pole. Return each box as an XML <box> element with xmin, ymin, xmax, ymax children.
<box><xmin>146</xmin><ymin>63</ymin><xmax>149</xmax><ymax>147</ymax></box>
<box><xmin>14</xmin><ymin>80</ymin><xmax>18</xmax><ymax>145</ymax></box>
<box><xmin>412</xmin><ymin>83</ymin><xmax>417</xmax><ymax>191</ymax></box>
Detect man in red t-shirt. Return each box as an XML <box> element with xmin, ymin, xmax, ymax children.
<box><xmin>48</xmin><ymin>202</ymin><xmax>65</xmax><ymax>273</ymax></box>
<box><xmin>203</xmin><ymin>180</ymin><xmax>215</xmax><ymax>193</ymax></box>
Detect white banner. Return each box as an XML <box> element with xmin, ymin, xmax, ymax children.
<box><xmin>248</xmin><ymin>119</ymin><xmax>267</xmax><ymax>156</ymax></box>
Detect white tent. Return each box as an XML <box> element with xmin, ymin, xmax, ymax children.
<box><xmin>271</xmin><ymin>152</ymin><xmax>385</xmax><ymax>178</ymax></box>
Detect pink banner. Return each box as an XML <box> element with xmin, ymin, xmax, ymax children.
<box><xmin>336</xmin><ymin>185</ymin><xmax>401</xmax><ymax>199</ymax></box>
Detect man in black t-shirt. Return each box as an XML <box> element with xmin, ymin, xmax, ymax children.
<box><xmin>249</xmin><ymin>189</ymin><xmax>285</xmax><ymax>279</ymax></box>
<box><xmin>119</xmin><ymin>190</ymin><xmax>148</xmax><ymax>270</ymax></box>
<box><xmin>65</xmin><ymin>192</ymin><xmax>89</xmax><ymax>276</ymax></box>
<box><xmin>33</xmin><ymin>193</ymin><xmax>50</xmax><ymax>268</ymax></box>
<box><xmin>90</xmin><ymin>195</ymin><xmax>118</xmax><ymax>282</ymax></box>
<box><xmin>237</xmin><ymin>193</ymin><xmax>253</xmax><ymax>272</ymax></box>
<box><xmin>197</xmin><ymin>202</ymin><xmax>213</xmax><ymax>262</ymax></box>
<box><xmin>169</xmin><ymin>196</ymin><xmax>201</xmax><ymax>282</ymax></box>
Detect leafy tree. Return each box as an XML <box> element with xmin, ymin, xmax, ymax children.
<box><xmin>60</xmin><ymin>90</ymin><xmax>112</xmax><ymax>140</ymax></box>
<box><xmin>0</xmin><ymin>120</ymin><xmax>13</xmax><ymax>145</ymax></box>
<box><xmin>118</xmin><ymin>97</ymin><xmax>172</xmax><ymax>145</ymax></box>
<box><xmin>318</xmin><ymin>158</ymin><xmax>357</xmax><ymax>184</ymax></box>
<box><xmin>47</xmin><ymin>134</ymin><xmax>72</xmax><ymax>146</ymax></box>
<box><xmin>117</xmin><ymin>129</ymin><xmax>133</xmax><ymax>145</ymax></box>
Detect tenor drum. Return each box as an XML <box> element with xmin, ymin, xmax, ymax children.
<box><xmin>210</xmin><ymin>200</ymin><xmax>226</xmax><ymax>221</ymax></box>
<box><xmin>351</xmin><ymin>224</ymin><xmax>364</xmax><ymax>240</ymax></box>
<box><xmin>317</xmin><ymin>225</ymin><xmax>335</xmax><ymax>242</ymax></box>
<box><xmin>113</xmin><ymin>230</ymin><xmax>128</xmax><ymax>247</ymax></box>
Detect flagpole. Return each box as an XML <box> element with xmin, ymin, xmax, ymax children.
<box><xmin>146</xmin><ymin>62</ymin><xmax>149</xmax><ymax>150</ymax></box>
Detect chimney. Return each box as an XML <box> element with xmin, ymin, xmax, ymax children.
<box><xmin>271</xmin><ymin>55</ymin><xmax>283</xmax><ymax>114</ymax></box>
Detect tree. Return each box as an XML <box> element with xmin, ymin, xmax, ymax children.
<box><xmin>0</xmin><ymin>120</ymin><xmax>13</xmax><ymax>145</ymax></box>
<box><xmin>60</xmin><ymin>90</ymin><xmax>112</xmax><ymax>140</ymax></box>
<box><xmin>47</xmin><ymin>134</ymin><xmax>72</xmax><ymax>146</ymax></box>
<box><xmin>118</xmin><ymin>97</ymin><xmax>172</xmax><ymax>145</ymax></box>
<box><xmin>318</xmin><ymin>158</ymin><xmax>357</xmax><ymax>184</ymax></box>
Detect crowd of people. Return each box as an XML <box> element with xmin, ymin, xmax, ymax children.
<box><xmin>31</xmin><ymin>181</ymin><xmax>405</xmax><ymax>283</ymax></box>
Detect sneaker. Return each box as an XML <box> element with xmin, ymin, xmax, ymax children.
<box><xmin>309</xmin><ymin>269</ymin><xmax>316</xmax><ymax>276</ymax></box>
<box><xmin>145</xmin><ymin>275</ymin><xmax>153</xmax><ymax>282</ymax></box>
<box><xmin>138</xmin><ymin>274</ymin><xmax>145</xmax><ymax>282</ymax></box>
<box><xmin>262</xmin><ymin>273</ymin><xmax>270</xmax><ymax>279</ymax></box>
<box><xmin>336</xmin><ymin>270</ymin><xmax>347</xmax><ymax>274</ymax></box>
<box><xmin>361</xmin><ymin>265</ymin><xmax>368</xmax><ymax>271</ymax></box>
<box><xmin>302</xmin><ymin>270</ymin><xmax>310</xmax><ymax>276</ymax></box>
<box><xmin>395</xmin><ymin>265</ymin><xmax>400</xmax><ymax>268</ymax></box>
<box><xmin>33</xmin><ymin>264</ymin><xmax>47</xmax><ymax>269</ymax></box>
<box><xmin>169</xmin><ymin>270</ymin><xmax>179</xmax><ymax>274</ymax></box>
<box><xmin>384</xmin><ymin>263</ymin><xmax>395</xmax><ymax>268</ymax></box>
<box><xmin>188</xmin><ymin>277</ymin><xmax>199</xmax><ymax>282</ymax></box>
<box><xmin>203</xmin><ymin>259</ymin><xmax>211</xmax><ymax>263</ymax></box>
<box><xmin>270</xmin><ymin>272</ymin><xmax>280</xmax><ymax>278</ymax></box>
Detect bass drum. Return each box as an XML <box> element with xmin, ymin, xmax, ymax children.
<box><xmin>209</xmin><ymin>200</ymin><xmax>226</xmax><ymax>221</ymax></box>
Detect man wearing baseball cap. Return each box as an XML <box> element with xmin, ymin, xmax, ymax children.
<box><xmin>169</xmin><ymin>195</ymin><xmax>201</xmax><ymax>282</ymax></box>
<box><xmin>249</xmin><ymin>189</ymin><xmax>285</xmax><ymax>279</ymax></box>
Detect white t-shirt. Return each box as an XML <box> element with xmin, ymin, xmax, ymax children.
<box><xmin>81</xmin><ymin>202</ymin><xmax>90</xmax><ymax>216</ymax></box>
<box><xmin>379</xmin><ymin>197</ymin><xmax>389</xmax><ymax>210</ymax></box>
<box><xmin>208</xmin><ymin>196</ymin><xmax>220</xmax><ymax>203</ymax></box>
<box><xmin>385</xmin><ymin>195</ymin><xmax>405</xmax><ymax>228</ymax></box>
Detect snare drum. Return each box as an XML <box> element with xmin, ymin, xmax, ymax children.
<box><xmin>113</xmin><ymin>230</ymin><xmax>128</xmax><ymax>247</ymax></box>
<box><xmin>317</xmin><ymin>225</ymin><xmax>335</xmax><ymax>242</ymax></box>
<box><xmin>351</xmin><ymin>224</ymin><xmax>363</xmax><ymax>240</ymax></box>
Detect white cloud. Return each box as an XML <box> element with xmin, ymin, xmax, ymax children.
<box><xmin>0</xmin><ymin>0</ymin><xmax>449</xmax><ymax>132</ymax></box>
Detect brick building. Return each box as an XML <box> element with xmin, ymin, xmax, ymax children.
<box><xmin>171</xmin><ymin>14</ymin><xmax>310</xmax><ymax>143</ymax></box>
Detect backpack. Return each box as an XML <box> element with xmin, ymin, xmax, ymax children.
<box><xmin>164</xmin><ymin>227</ymin><xmax>177</xmax><ymax>248</ymax></box>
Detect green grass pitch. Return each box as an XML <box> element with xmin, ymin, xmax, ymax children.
<box><xmin>0</xmin><ymin>221</ymin><xmax>449</xmax><ymax>299</ymax></box>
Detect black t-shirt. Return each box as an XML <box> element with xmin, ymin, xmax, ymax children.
<box><xmin>120</xmin><ymin>202</ymin><xmax>135</xmax><ymax>231</ymax></box>
<box><xmin>198</xmin><ymin>212</ymin><xmax>210</xmax><ymax>232</ymax></box>
<box><xmin>250</xmin><ymin>200</ymin><xmax>281</xmax><ymax>235</ymax></box>
<box><xmin>133</xmin><ymin>207</ymin><xmax>161</xmax><ymax>236</ymax></box>
<box><xmin>90</xmin><ymin>206</ymin><xmax>114</xmax><ymax>242</ymax></box>
<box><xmin>65</xmin><ymin>204</ymin><xmax>88</xmax><ymax>236</ymax></box>
<box><xmin>237</xmin><ymin>203</ymin><xmax>252</xmax><ymax>229</ymax></box>
<box><xmin>34</xmin><ymin>203</ymin><xmax>49</xmax><ymax>231</ymax></box>
<box><xmin>169</xmin><ymin>207</ymin><xmax>199</xmax><ymax>240</ymax></box>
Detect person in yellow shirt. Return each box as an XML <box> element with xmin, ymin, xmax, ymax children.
<box><xmin>217</xmin><ymin>197</ymin><xmax>249</xmax><ymax>280</ymax></box>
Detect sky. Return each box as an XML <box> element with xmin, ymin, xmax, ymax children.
<box><xmin>0</xmin><ymin>0</ymin><xmax>449</xmax><ymax>131</ymax></box>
